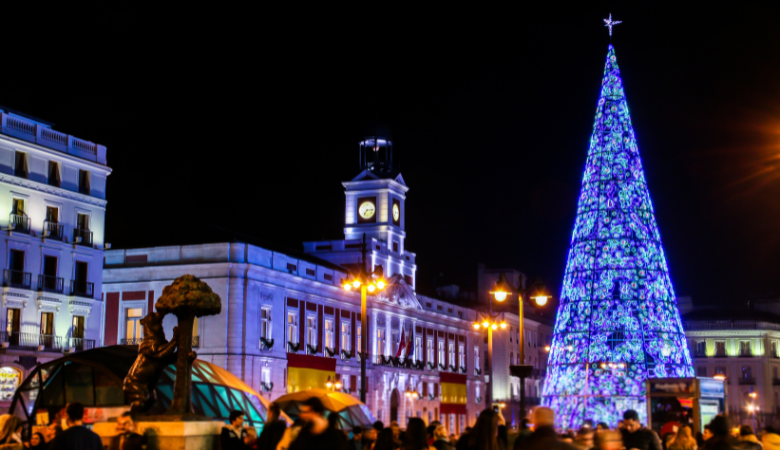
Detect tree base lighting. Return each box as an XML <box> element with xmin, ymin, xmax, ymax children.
<box><xmin>542</xmin><ymin>43</ymin><xmax>693</xmax><ymax>429</ymax></box>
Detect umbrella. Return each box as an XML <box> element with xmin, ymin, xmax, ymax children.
<box><xmin>274</xmin><ymin>389</ymin><xmax>376</xmax><ymax>430</ymax></box>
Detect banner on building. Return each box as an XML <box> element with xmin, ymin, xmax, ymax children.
<box><xmin>287</xmin><ymin>353</ymin><xmax>336</xmax><ymax>393</ymax></box>
<box><xmin>440</xmin><ymin>372</ymin><xmax>467</xmax><ymax>415</ymax></box>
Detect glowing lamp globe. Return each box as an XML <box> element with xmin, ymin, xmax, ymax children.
<box><xmin>352</xmin><ymin>280</ymin><xmax>361</xmax><ymax>289</ymax></box>
<box><xmin>343</xmin><ymin>284</ymin><xmax>352</xmax><ymax>291</ymax></box>
<box><xmin>491</xmin><ymin>323</ymin><xmax>498</xmax><ymax>331</ymax></box>
<box><xmin>499</xmin><ymin>322</ymin><xmax>507</xmax><ymax>329</ymax></box>
<box><xmin>533</xmin><ymin>295</ymin><xmax>549</xmax><ymax>306</ymax></box>
<box><xmin>482</xmin><ymin>321</ymin><xmax>490</xmax><ymax>329</ymax></box>
<box><xmin>493</xmin><ymin>291</ymin><xmax>507</xmax><ymax>302</ymax></box>
<box><xmin>367</xmin><ymin>284</ymin><xmax>376</xmax><ymax>293</ymax></box>
<box><xmin>335</xmin><ymin>382</ymin><xmax>342</xmax><ymax>390</ymax></box>
<box><xmin>473</xmin><ymin>323</ymin><xmax>481</xmax><ymax>330</ymax></box>
<box><xmin>376</xmin><ymin>280</ymin><xmax>386</xmax><ymax>290</ymax></box>
<box><xmin>544</xmin><ymin>345</ymin><xmax>551</xmax><ymax>352</ymax></box>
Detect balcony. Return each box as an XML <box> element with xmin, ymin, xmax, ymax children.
<box><xmin>73</xmin><ymin>228</ymin><xmax>93</xmax><ymax>246</ymax></box>
<box><xmin>43</xmin><ymin>221</ymin><xmax>63</xmax><ymax>240</ymax></box>
<box><xmin>739</xmin><ymin>352</ymin><xmax>754</xmax><ymax>358</ymax></box>
<box><xmin>9</xmin><ymin>214</ymin><xmax>29</xmax><ymax>233</ymax></box>
<box><xmin>0</xmin><ymin>331</ymin><xmax>63</xmax><ymax>351</ymax></box>
<box><xmin>738</xmin><ymin>377</ymin><xmax>756</xmax><ymax>385</ymax></box>
<box><xmin>70</xmin><ymin>280</ymin><xmax>94</xmax><ymax>298</ymax></box>
<box><xmin>4</xmin><ymin>270</ymin><xmax>31</xmax><ymax>289</ymax></box>
<box><xmin>38</xmin><ymin>275</ymin><xmax>64</xmax><ymax>294</ymax></box>
<box><xmin>693</xmin><ymin>352</ymin><xmax>708</xmax><ymax>358</ymax></box>
<box><xmin>714</xmin><ymin>352</ymin><xmax>728</xmax><ymax>358</ymax></box>
<box><xmin>69</xmin><ymin>338</ymin><xmax>95</xmax><ymax>352</ymax></box>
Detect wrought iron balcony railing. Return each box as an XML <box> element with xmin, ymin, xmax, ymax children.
<box><xmin>70</xmin><ymin>280</ymin><xmax>94</xmax><ymax>298</ymax></box>
<box><xmin>260</xmin><ymin>337</ymin><xmax>274</xmax><ymax>351</ymax></box>
<box><xmin>73</xmin><ymin>228</ymin><xmax>93</xmax><ymax>246</ymax></box>
<box><xmin>38</xmin><ymin>275</ymin><xmax>64</xmax><ymax>294</ymax></box>
<box><xmin>3</xmin><ymin>270</ymin><xmax>31</xmax><ymax>289</ymax></box>
<box><xmin>9</xmin><ymin>214</ymin><xmax>29</xmax><ymax>233</ymax></box>
<box><xmin>69</xmin><ymin>338</ymin><xmax>95</xmax><ymax>351</ymax></box>
<box><xmin>0</xmin><ymin>332</ymin><xmax>63</xmax><ymax>350</ymax></box>
<box><xmin>44</xmin><ymin>221</ymin><xmax>63</xmax><ymax>240</ymax></box>
<box><xmin>738</xmin><ymin>377</ymin><xmax>756</xmax><ymax>385</ymax></box>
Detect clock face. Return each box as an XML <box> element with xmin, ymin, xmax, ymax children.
<box><xmin>392</xmin><ymin>203</ymin><xmax>400</xmax><ymax>222</ymax></box>
<box><xmin>358</xmin><ymin>201</ymin><xmax>376</xmax><ymax>219</ymax></box>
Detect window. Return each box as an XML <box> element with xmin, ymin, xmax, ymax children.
<box><xmin>48</xmin><ymin>162</ymin><xmax>61</xmax><ymax>187</ymax></box>
<box><xmin>77</xmin><ymin>213</ymin><xmax>90</xmax><ymax>231</ymax></box>
<box><xmin>324</xmin><ymin>273</ymin><xmax>333</xmax><ymax>281</ymax></box>
<box><xmin>393</xmin><ymin>241</ymin><xmax>399</xmax><ymax>252</ymax></box>
<box><xmin>484</xmin><ymin>351</ymin><xmax>489</xmax><ymax>373</ymax></box>
<box><xmin>404</xmin><ymin>275</ymin><xmax>413</xmax><ymax>286</ymax></box>
<box><xmin>341</xmin><ymin>374</ymin><xmax>350</xmax><ymax>392</ymax></box>
<box><xmin>438</xmin><ymin>341</ymin><xmax>445</xmax><ymax>366</ymax></box>
<box><xmin>341</xmin><ymin>321</ymin><xmax>351</xmax><ymax>352</ymax></box>
<box><xmin>427</xmin><ymin>339</ymin><xmax>434</xmax><ymax>362</ymax></box>
<box><xmin>740</xmin><ymin>341</ymin><xmax>752</xmax><ymax>356</ymax></box>
<box><xmin>78</xmin><ymin>170</ymin><xmax>90</xmax><ymax>195</ymax></box>
<box><xmin>415</xmin><ymin>337</ymin><xmax>422</xmax><ymax>362</ymax></box>
<box><xmin>742</xmin><ymin>366</ymin><xmax>753</xmax><ymax>379</ymax></box>
<box><xmin>377</xmin><ymin>329</ymin><xmax>386</xmax><ymax>356</ymax></box>
<box><xmin>696</xmin><ymin>341</ymin><xmax>707</xmax><ymax>356</ymax></box>
<box><xmin>73</xmin><ymin>261</ymin><xmax>89</xmax><ymax>296</ymax></box>
<box><xmin>306</xmin><ymin>316</ymin><xmax>317</xmax><ymax>348</ymax></box>
<box><xmin>509</xmin><ymin>326</ymin><xmax>513</xmax><ymax>343</ymax></box>
<box><xmin>72</xmin><ymin>316</ymin><xmax>85</xmax><ymax>339</ymax></box>
<box><xmin>715</xmin><ymin>341</ymin><xmax>726</xmax><ymax>356</ymax></box>
<box><xmin>325</xmin><ymin>319</ymin><xmax>334</xmax><ymax>350</ymax></box>
<box><xmin>306</xmin><ymin>268</ymin><xmax>315</xmax><ymax>276</ymax></box>
<box><xmin>126</xmin><ymin>308</ymin><xmax>143</xmax><ymax>343</ymax></box>
<box><xmin>287</xmin><ymin>312</ymin><xmax>298</xmax><ymax>344</ymax></box>
<box><xmin>45</xmin><ymin>206</ymin><xmax>60</xmax><ymax>239</ymax></box>
<box><xmin>260</xmin><ymin>308</ymin><xmax>271</xmax><ymax>340</ymax></box>
<box><xmin>10</xmin><ymin>199</ymin><xmax>26</xmax><ymax>232</ymax></box>
<box><xmin>715</xmin><ymin>366</ymin><xmax>726</xmax><ymax>376</ymax></box>
<box><xmin>510</xmin><ymin>352</ymin><xmax>514</xmax><ymax>365</ymax></box>
<box><xmin>356</xmin><ymin>323</ymin><xmax>361</xmax><ymax>353</ymax></box>
<box><xmin>697</xmin><ymin>366</ymin><xmax>707</xmax><ymax>377</ymax></box>
<box><xmin>261</xmin><ymin>368</ymin><xmax>271</xmax><ymax>384</ymax></box>
<box><xmin>286</xmin><ymin>263</ymin><xmax>297</xmax><ymax>274</ymax></box>
<box><xmin>474</xmin><ymin>347</ymin><xmax>480</xmax><ymax>371</ymax></box>
<box><xmin>773</xmin><ymin>341</ymin><xmax>779</xmax><ymax>358</ymax></box>
<box><xmin>14</xmin><ymin>152</ymin><xmax>27</xmax><ymax>178</ymax></box>
<box><xmin>448</xmin><ymin>342</ymin><xmax>455</xmax><ymax>367</ymax></box>
<box><xmin>6</xmin><ymin>309</ymin><xmax>20</xmax><ymax>334</ymax></box>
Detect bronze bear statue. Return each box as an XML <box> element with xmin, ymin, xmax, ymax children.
<box><xmin>123</xmin><ymin>311</ymin><xmax>178</xmax><ymax>413</ymax></box>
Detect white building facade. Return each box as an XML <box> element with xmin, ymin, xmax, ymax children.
<box><xmin>101</xmin><ymin>131</ymin><xmax>551</xmax><ymax>432</ymax></box>
<box><xmin>0</xmin><ymin>109</ymin><xmax>110</xmax><ymax>409</ymax></box>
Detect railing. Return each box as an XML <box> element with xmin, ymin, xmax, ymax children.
<box><xmin>287</xmin><ymin>342</ymin><xmax>300</xmax><ymax>353</ymax></box>
<box><xmin>44</xmin><ymin>221</ymin><xmax>63</xmax><ymax>240</ymax></box>
<box><xmin>69</xmin><ymin>338</ymin><xmax>95</xmax><ymax>351</ymax></box>
<box><xmin>0</xmin><ymin>113</ymin><xmax>106</xmax><ymax>164</ymax></box>
<box><xmin>9</xmin><ymin>214</ymin><xmax>29</xmax><ymax>233</ymax></box>
<box><xmin>4</xmin><ymin>270</ymin><xmax>31</xmax><ymax>289</ymax></box>
<box><xmin>685</xmin><ymin>321</ymin><xmax>780</xmax><ymax>332</ymax></box>
<box><xmin>38</xmin><ymin>275</ymin><xmax>64</xmax><ymax>293</ymax></box>
<box><xmin>739</xmin><ymin>352</ymin><xmax>754</xmax><ymax>358</ymax></box>
<box><xmin>70</xmin><ymin>280</ymin><xmax>94</xmax><ymax>298</ymax></box>
<box><xmin>73</xmin><ymin>228</ymin><xmax>93</xmax><ymax>246</ymax></box>
<box><xmin>0</xmin><ymin>332</ymin><xmax>62</xmax><ymax>350</ymax></box>
<box><xmin>694</xmin><ymin>352</ymin><xmax>708</xmax><ymax>358</ymax></box>
<box><xmin>738</xmin><ymin>377</ymin><xmax>756</xmax><ymax>385</ymax></box>
<box><xmin>121</xmin><ymin>338</ymin><xmax>143</xmax><ymax>345</ymax></box>
<box><xmin>192</xmin><ymin>336</ymin><xmax>200</xmax><ymax>348</ymax></box>
<box><xmin>714</xmin><ymin>352</ymin><xmax>728</xmax><ymax>358</ymax></box>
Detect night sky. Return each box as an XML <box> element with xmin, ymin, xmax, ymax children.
<box><xmin>2</xmin><ymin>5</ymin><xmax>779</xmax><ymax>305</ymax></box>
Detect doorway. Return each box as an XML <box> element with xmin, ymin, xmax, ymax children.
<box><xmin>390</xmin><ymin>388</ymin><xmax>400</xmax><ymax>423</ymax></box>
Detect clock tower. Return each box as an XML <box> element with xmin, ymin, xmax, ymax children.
<box><xmin>303</xmin><ymin>126</ymin><xmax>416</xmax><ymax>289</ymax></box>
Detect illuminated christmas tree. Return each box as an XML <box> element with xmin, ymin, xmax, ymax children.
<box><xmin>542</xmin><ymin>44</ymin><xmax>694</xmax><ymax>428</ymax></box>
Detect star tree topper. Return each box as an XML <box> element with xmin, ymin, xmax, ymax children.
<box><xmin>604</xmin><ymin>13</ymin><xmax>622</xmax><ymax>36</ymax></box>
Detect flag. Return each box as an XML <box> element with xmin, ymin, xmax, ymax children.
<box><xmin>440</xmin><ymin>372</ymin><xmax>467</xmax><ymax>415</ymax></box>
<box><xmin>286</xmin><ymin>353</ymin><xmax>336</xmax><ymax>393</ymax></box>
<box><xmin>395</xmin><ymin>329</ymin><xmax>406</xmax><ymax>358</ymax></box>
<box><xmin>405</xmin><ymin>328</ymin><xmax>413</xmax><ymax>358</ymax></box>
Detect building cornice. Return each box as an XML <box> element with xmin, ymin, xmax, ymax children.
<box><xmin>0</xmin><ymin>173</ymin><xmax>107</xmax><ymax>208</ymax></box>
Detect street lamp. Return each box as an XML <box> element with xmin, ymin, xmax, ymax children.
<box><xmin>473</xmin><ymin>273</ymin><xmax>511</xmax><ymax>409</ymax></box>
<box><xmin>509</xmin><ymin>276</ymin><xmax>551</xmax><ymax>421</ymax></box>
<box><xmin>325</xmin><ymin>375</ymin><xmax>343</xmax><ymax>391</ymax></box>
<box><xmin>748</xmin><ymin>391</ymin><xmax>758</xmax><ymax>431</ymax></box>
<box><xmin>342</xmin><ymin>233</ymin><xmax>385</xmax><ymax>404</ymax></box>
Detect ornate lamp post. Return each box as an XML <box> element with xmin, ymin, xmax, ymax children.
<box><xmin>472</xmin><ymin>274</ymin><xmax>510</xmax><ymax>408</ymax></box>
<box><xmin>342</xmin><ymin>233</ymin><xmax>386</xmax><ymax>404</ymax></box>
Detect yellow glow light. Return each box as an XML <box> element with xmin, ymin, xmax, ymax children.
<box><xmin>326</xmin><ymin>381</ymin><xmax>333</xmax><ymax>389</ymax></box>
<box><xmin>533</xmin><ymin>296</ymin><xmax>549</xmax><ymax>306</ymax></box>
<box><xmin>544</xmin><ymin>345</ymin><xmax>551</xmax><ymax>352</ymax></box>
<box><xmin>567</xmin><ymin>345</ymin><xmax>573</xmax><ymax>351</ymax></box>
<box><xmin>749</xmin><ymin>392</ymin><xmax>757</xmax><ymax>398</ymax></box>
<box><xmin>601</xmin><ymin>363</ymin><xmax>607</xmax><ymax>369</ymax></box>
<box><xmin>376</xmin><ymin>280</ymin><xmax>386</xmax><ymax>290</ymax></box>
<box><xmin>713</xmin><ymin>374</ymin><xmax>726</xmax><ymax>380</ymax></box>
<box><xmin>352</xmin><ymin>280</ymin><xmax>361</xmax><ymax>288</ymax></box>
<box><xmin>367</xmin><ymin>284</ymin><xmax>376</xmax><ymax>293</ymax></box>
<box><xmin>335</xmin><ymin>382</ymin><xmax>342</xmax><ymax>390</ymax></box>
<box><xmin>482</xmin><ymin>321</ymin><xmax>490</xmax><ymax>329</ymax></box>
<box><xmin>494</xmin><ymin>291</ymin><xmax>507</xmax><ymax>302</ymax></box>
<box><xmin>491</xmin><ymin>323</ymin><xmax>498</xmax><ymax>330</ymax></box>
<box><xmin>500</xmin><ymin>322</ymin><xmax>507</xmax><ymax>329</ymax></box>
<box><xmin>473</xmin><ymin>323</ymin><xmax>481</xmax><ymax>330</ymax></box>
<box><xmin>343</xmin><ymin>284</ymin><xmax>352</xmax><ymax>291</ymax></box>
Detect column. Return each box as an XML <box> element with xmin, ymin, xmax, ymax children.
<box><xmin>412</xmin><ymin>319</ymin><xmax>418</xmax><ymax>361</ymax></box>
<box><xmin>386</xmin><ymin>313</ymin><xmax>392</xmax><ymax>357</ymax></box>
<box><xmin>372</xmin><ymin>312</ymin><xmax>379</xmax><ymax>362</ymax></box>
<box><xmin>226</xmin><ymin>276</ymin><xmax>246</xmax><ymax>378</ymax></box>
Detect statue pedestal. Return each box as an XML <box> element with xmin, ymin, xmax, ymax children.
<box><xmin>93</xmin><ymin>420</ymin><xmax>222</xmax><ymax>450</ymax></box>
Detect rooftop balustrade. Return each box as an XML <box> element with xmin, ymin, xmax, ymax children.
<box><xmin>0</xmin><ymin>113</ymin><xmax>107</xmax><ymax>165</ymax></box>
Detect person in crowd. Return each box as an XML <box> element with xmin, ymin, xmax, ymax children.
<box><xmin>621</xmin><ymin>409</ymin><xmax>663</xmax><ymax>450</ymax></box>
<box><xmin>669</xmin><ymin>425</ymin><xmax>697</xmax><ymax>450</ymax></box>
<box><xmin>497</xmin><ymin>425</ymin><xmax>508</xmax><ymax>450</ymax></box>
<box><xmin>593</xmin><ymin>430</ymin><xmax>623</xmax><ymax>450</ymax></box>
<box><xmin>401</xmin><ymin>418</ymin><xmax>434</xmax><ymax>450</ymax></box>
<box><xmin>391</xmin><ymin>421</ymin><xmax>403</xmax><ymax>447</ymax></box>
<box><xmin>463</xmin><ymin>409</ymin><xmax>500</xmax><ymax>450</ymax></box>
<box><xmin>513</xmin><ymin>419</ymin><xmax>533</xmax><ymax>449</ymax></box>
<box><xmin>259</xmin><ymin>403</ymin><xmax>287</xmax><ymax>450</ymax></box>
<box><xmin>109</xmin><ymin>411</ymin><xmax>145</xmax><ymax>450</ymax></box>
<box><xmin>704</xmin><ymin>426</ymin><xmax>714</xmax><ymax>443</ymax></box>
<box><xmin>428</xmin><ymin>421</ymin><xmax>442</xmax><ymax>447</ymax></box>
<box><xmin>737</xmin><ymin>426</ymin><xmax>761</xmax><ymax>450</ymax></box>
<box><xmin>375</xmin><ymin>428</ymin><xmax>398</xmax><ymax>450</ymax></box>
<box><xmin>762</xmin><ymin>427</ymin><xmax>780</xmax><ymax>450</ymax></box>
<box><xmin>244</xmin><ymin>428</ymin><xmax>258</xmax><ymax>450</ymax></box>
<box><xmin>289</xmin><ymin>397</ymin><xmax>348</xmax><ymax>450</ymax></box>
<box><xmin>455</xmin><ymin>427</ymin><xmax>472</xmax><ymax>450</ymax></box>
<box><xmin>221</xmin><ymin>410</ymin><xmax>248</xmax><ymax>450</ymax></box>
<box><xmin>520</xmin><ymin>407</ymin><xmax>578</xmax><ymax>450</ymax></box>
<box><xmin>24</xmin><ymin>432</ymin><xmax>46</xmax><ymax>450</ymax></box>
<box><xmin>49</xmin><ymin>403</ymin><xmax>103</xmax><ymax>450</ymax></box>
<box><xmin>0</xmin><ymin>414</ymin><xmax>22</xmax><ymax>446</ymax></box>
<box><xmin>433</xmin><ymin>425</ymin><xmax>454</xmax><ymax>450</ymax></box>
<box><xmin>575</xmin><ymin>426</ymin><xmax>595</xmax><ymax>450</ymax></box>
<box><xmin>276</xmin><ymin>418</ymin><xmax>305</xmax><ymax>450</ymax></box>
<box><xmin>596</xmin><ymin>423</ymin><xmax>610</xmax><ymax>432</ymax></box>
<box><xmin>350</xmin><ymin>426</ymin><xmax>365</xmax><ymax>450</ymax></box>
<box><xmin>363</xmin><ymin>425</ymin><xmax>379</xmax><ymax>450</ymax></box>
<box><xmin>702</xmin><ymin>416</ymin><xmax>737</xmax><ymax>450</ymax></box>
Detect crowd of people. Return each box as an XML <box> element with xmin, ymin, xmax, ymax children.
<box><xmin>255</xmin><ymin>401</ymin><xmax>780</xmax><ymax>450</ymax></box>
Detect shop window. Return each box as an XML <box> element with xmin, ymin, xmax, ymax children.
<box><xmin>0</xmin><ymin>367</ymin><xmax>21</xmax><ymax>401</ymax></box>
<box><xmin>126</xmin><ymin>308</ymin><xmax>143</xmax><ymax>344</ymax></box>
